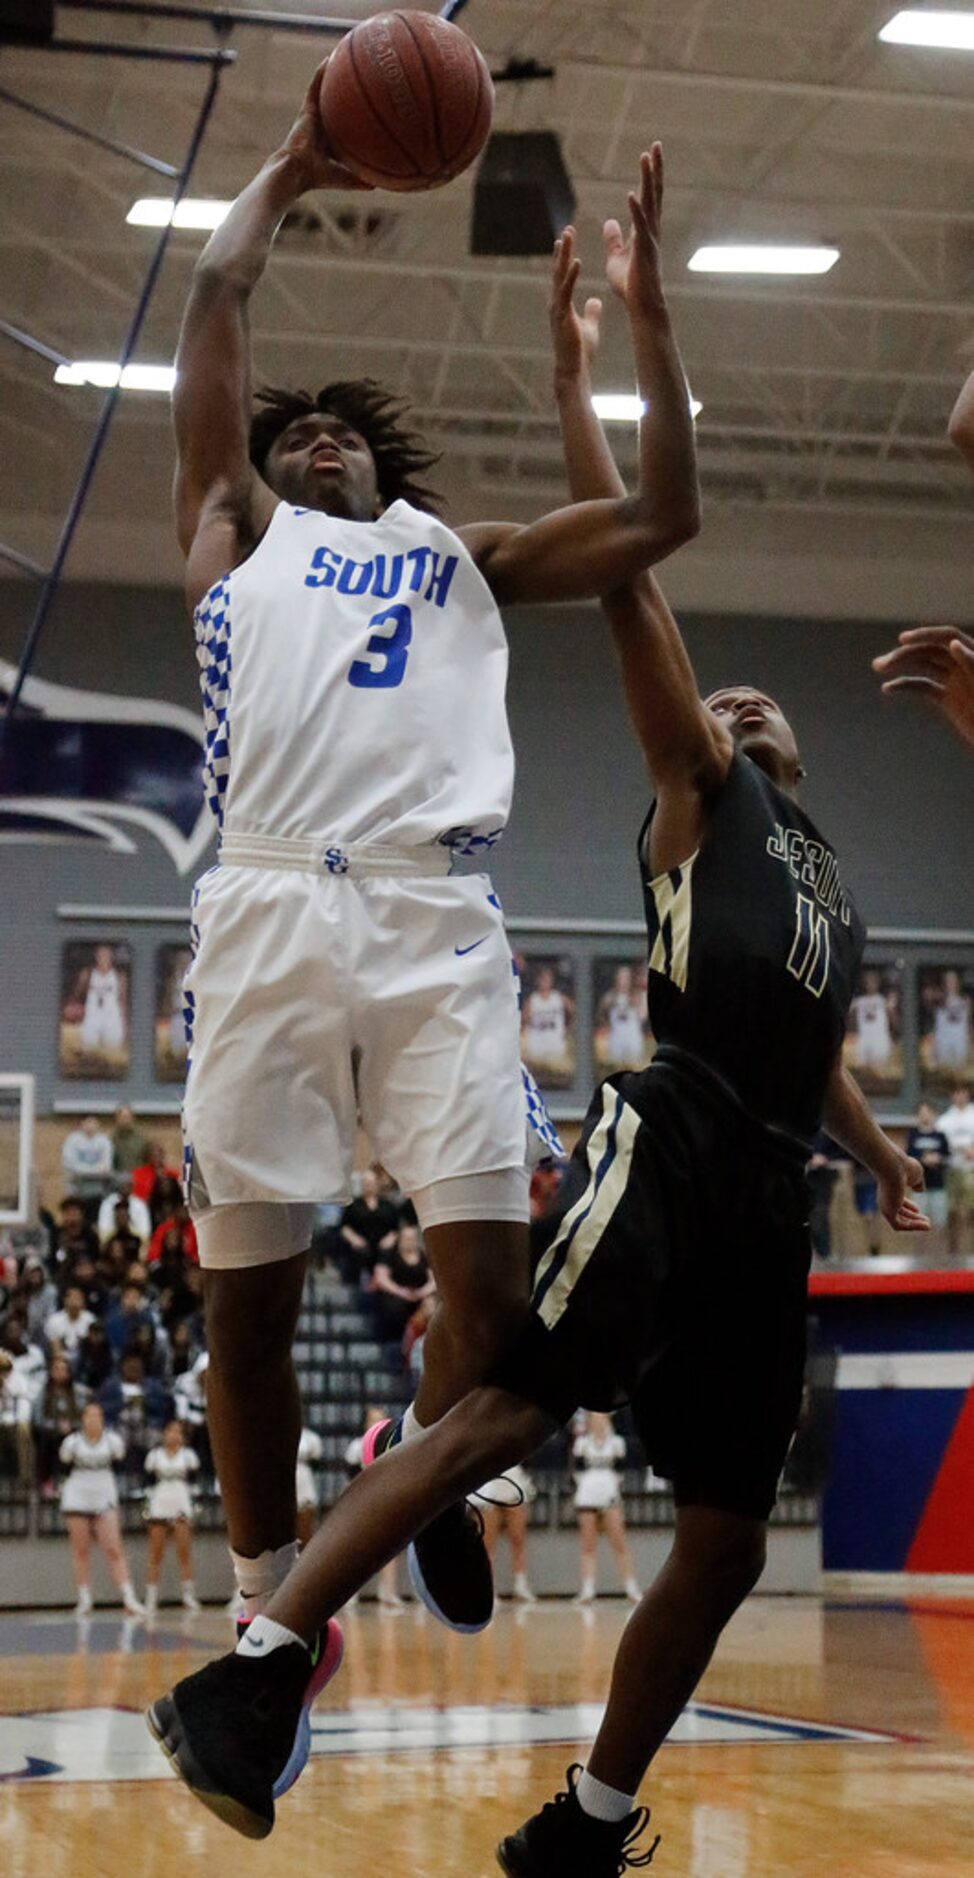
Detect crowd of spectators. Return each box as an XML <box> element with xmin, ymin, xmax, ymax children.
<box><xmin>0</xmin><ymin>1109</ymin><xmax>208</xmax><ymax>1495</ymax></box>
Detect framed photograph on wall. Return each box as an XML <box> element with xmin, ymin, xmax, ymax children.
<box><xmin>918</xmin><ymin>964</ymin><xmax>974</xmax><ymax>1094</ymax></box>
<box><xmin>841</xmin><ymin>962</ymin><xmax>904</xmax><ymax>1097</ymax></box>
<box><xmin>154</xmin><ymin>943</ymin><xmax>193</xmax><ymax>1083</ymax></box>
<box><xmin>517</xmin><ymin>953</ymin><xmax>577</xmax><ymax>1089</ymax></box>
<box><xmin>58</xmin><ymin>940</ymin><xmax>131</xmax><ymax>1080</ymax></box>
<box><xmin>592</xmin><ymin>957</ymin><xmax>654</xmax><ymax>1076</ymax></box>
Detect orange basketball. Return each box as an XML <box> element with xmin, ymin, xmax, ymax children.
<box><xmin>319</xmin><ymin>10</ymin><xmax>494</xmax><ymax>192</ymax></box>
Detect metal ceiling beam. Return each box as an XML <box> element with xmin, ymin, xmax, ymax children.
<box><xmin>554</xmin><ymin>55</ymin><xmax>974</xmax><ymax>114</ymax></box>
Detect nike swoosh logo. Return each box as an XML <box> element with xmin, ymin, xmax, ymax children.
<box><xmin>455</xmin><ymin>939</ymin><xmax>488</xmax><ymax>957</ymax></box>
<box><xmin>246</xmin><ymin>1637</ymin><xmax>266</xmax><ymax>1649</ymax></box>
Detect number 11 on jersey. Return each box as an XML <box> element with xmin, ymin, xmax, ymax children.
<box><xmin>786</xmin><ymin>892</ymin><xmax>831</xmax><ymax>998</ymax></box>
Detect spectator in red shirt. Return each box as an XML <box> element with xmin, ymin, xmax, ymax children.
<box><xmin>148</xmin><ymin>1208</ymin><xmax>199</xmax><ymax>1268</ymax></box>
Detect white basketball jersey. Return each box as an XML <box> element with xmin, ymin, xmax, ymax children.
<box><xmin>86</xmin><ymin>967</ymin><xmax>119</xmax><ymax>1014</ymax></box>
<box><xmin>194</xmin><ymin>501</ymin><xmax>514</xmax><ymax>855</ymax></box>
<box><xmin>527</xmin><ymin>991</ymin><xmax>566</xmax><ymax>1044</ymax></box>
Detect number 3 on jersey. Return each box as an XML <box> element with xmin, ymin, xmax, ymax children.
<box><xmin>348</xmin><ymin>603</ymin><xmax>412</xmax><ymax>690</ymax></box>
<box><xmin>787</xmin><ymin>892</ymin><xmax>831</xmax><ymax>998</ymax></box>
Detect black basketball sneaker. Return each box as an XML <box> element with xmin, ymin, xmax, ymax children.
<box><xmin>146</xmin><ymin>1637</ymin><xmax>330</xmax><ymax>1839</ymax></box>
<box><xmin>362</xmin><ymin>1415</ymin><xmax>493</xmax><ymax>1633</ymax></box>
<box><xmin>496</xmin><ymin>1765</ymin><xmax>661</xmax><ymax>1877</ymax></box>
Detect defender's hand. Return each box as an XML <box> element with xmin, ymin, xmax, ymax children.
<box><xmin>878</xmin><ymin>1152</ymin><xmax>929</xmax><ymax>1233</ymax></box>
<box><xmin>603</xmin><ymin>144</ymin><xmax>666</xmax><ymax>317</ymax></box>
<box><xmin>281</xmin><ymin>61</ymin><xmax>375</xmax><ymax>195</ymax></box>
<box><xmin>550</xmin><ymin>225</ymin><xmax>603</xmax><ymax>386</ymax></box>
<box><xmin>873</xmin><ymin>626</ymin><xmax>974</xmax><ymax>751</ymax></box>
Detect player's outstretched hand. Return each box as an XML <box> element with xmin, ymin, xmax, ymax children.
<box><xmin>873</xmin><ymin>626</ymin><xmax>974</xmax><ymax>752</ymax></box>
<box><xmin>549</xmin><ymin>226</ymin><xmax>603</xmax><ymax>387</ymax></box>
<box><xmin>878</xmin><ymin>1152</ymin><xmax>930</xmax><ymax>1234</ymax></box>
<box><xmin>603</xmin><ymin>144</ymin><xmax>666</xmax><ymax>317</ymax></box>
<box><xmin>282</xmin><ymin>60</ymin><xmax>375</xmax><ymax>194</ymax></box>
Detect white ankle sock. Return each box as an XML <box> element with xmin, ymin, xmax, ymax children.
<box><xmin>576</xmin><ymin>1769</ymin><xmax>636</xmax><ymax>1824</ymax></box>
<box><xmin>399</xmin><ymin>1403</ymin><xmax>424</xmax><ymax>1443</ymax></box>
<box><xmin>235</xmin><ymin>1613</ymin><xmax>305</xmax><ymax>1659</ymax></box>
<box><xmin>231</xmin><ymin>1541</ymin><xmax>300</xmax><ymax>1619</ymax></box>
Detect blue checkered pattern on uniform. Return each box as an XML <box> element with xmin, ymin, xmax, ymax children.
<box><xmin>522</xmin><ymin>1064</ymin><xmax>565</xmax><ymax>1166</ymax></box>
<box><xmin>195</xmin><ymin>577</ymin><xmax>232</xmax><ymax>828</ymax></box>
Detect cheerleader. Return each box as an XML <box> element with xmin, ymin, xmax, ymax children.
<box><xmin>60</xmin><ymin>1403</ymin><xmax>144</xmax><ymax>1617</ymax></box>
<box><xmin>572</xmin><ymin>1412</ymin><xmax>640</xmax><ymax>1605</ymax></box>
<box><xmin>295</xmin><ymin>1425</ymin><xmax>323</xmax><ymax>1548</ymax></box>
<box><xmin>470</xmin><ymin>1464</ymin><xmax>536</xmax><ymax>1603</ymax></box>
<box><xmin>144</xmin><ymin>1419</ymin><xmax>201</xmax><ymax>1616</ymax></box>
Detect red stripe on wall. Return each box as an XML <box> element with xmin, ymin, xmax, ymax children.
<box><xmin>906</xmin><ymin>1387</ymin><xmax>974</xmax><ymax>1574</ymax></box>
<box><xmin>809</xmin><ymin>1270</ymin><xmax>974</xmax><ymax>1298</ymax></box>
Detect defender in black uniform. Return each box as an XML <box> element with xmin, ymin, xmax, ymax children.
<box><xmin>144</xmin><ymin>162</ymin><xmax>928</xmax><ymax>1866</ymax></box>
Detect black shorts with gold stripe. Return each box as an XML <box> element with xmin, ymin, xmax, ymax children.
<box><xmin>490</xmin><ymin>1044</ymin><xmax>812</xmax><ymax>1522</ymax></box>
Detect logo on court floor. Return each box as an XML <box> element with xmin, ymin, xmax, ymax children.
<box><xmin>0</xmin><ymin>1700</ymin><xmax>903</xmax><ymax>1785</ymax></box>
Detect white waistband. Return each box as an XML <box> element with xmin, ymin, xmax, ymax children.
<box><xmin>218</xmin><ymin>832</ymin><xmax>452</xmax><ymax>878</ymax></box>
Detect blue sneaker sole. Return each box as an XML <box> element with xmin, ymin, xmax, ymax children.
<box><xmin>272</xmin><ymin>1620</ymin><xmax>344</xmax><ymax>1800</ymax></box>
<box><xmin>406</xmin><ymin>1539</ymin><xmax>492</xmax><ymax>1636</ymax></box>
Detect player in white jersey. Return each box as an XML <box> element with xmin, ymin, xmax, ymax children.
<box><xmin>167</xmin><ymin>65</ymin><xmax>698</xmax><ymax>1675</ymax></box>
<box><xmin>522</xmin><ymin>968</ymin><xmax>571</xmax><ymax>1068</ymax></box>
<box><xmin>850</xmin><ymin>971</ymin><xmax>893</xmax><ymax>1072</ymax></box>
<box><xmin>933</xmin><ymin>971</ymin><xmax>972</xmax><ymax>1071</ymax></box>
<box><xmin>79</xmin><ymin>945</ymin><xmax>125</xmax><ymax>1056</ymax></box>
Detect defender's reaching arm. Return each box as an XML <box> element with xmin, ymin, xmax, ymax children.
<box><xmin>459</xmin><ymin>148</ymin><xmax>701</xmax><ymax>604</ymax></box>
<box><xmin>948</xmin><ymin>368</ymin><xmax>974</xmax><ymax>476</ymax></box>
<box><xmin>549</xmin><ymin>161</ymin><xmax>729</xmax><ymax>875</ymax></box>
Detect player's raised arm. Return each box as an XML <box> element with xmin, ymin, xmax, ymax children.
<box><xmin>948</xmin><ymin>368</ymin><xmax>974</xmax><ymax>476</ymax></box>
<box><xmin>173</xmin><ymin>64</ymin><xmax>368</xmax><ymax>608</ymax></box>
<box><xmin>458</xmin><ymin>148</ymin><xmax>701</xmax><ymax>604</ymax></box>
<box><xmin>548</xmin><ymin>198</ymin><xmax>730</xmax><ymax>799</ymax></box>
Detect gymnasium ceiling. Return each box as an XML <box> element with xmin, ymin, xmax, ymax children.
<box><xmin>1</xmin><ymin>0</ymin><xmax>973</xmax><ymax>591</ymax></box>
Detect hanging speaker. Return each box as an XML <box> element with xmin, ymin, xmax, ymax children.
<box><xmin>471</xmin><ymin>131</ymin><xmax>576</xmax><ymax>257</ymax></box>
<box><xmin>0</xmin><ymin>1</ymin><xmax>54</xmax><ymax>44</ymax></box>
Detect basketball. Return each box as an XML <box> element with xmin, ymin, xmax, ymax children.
<box><xmin>318</xmin><ymin>9</ymin><xmax>494</xmax><ymax>192</ymax></box>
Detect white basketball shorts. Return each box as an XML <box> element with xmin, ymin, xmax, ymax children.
<box><xmin>182</xmin><ymin>838</ymin><xmax>529</xmax><ymax>1261</ymax></box>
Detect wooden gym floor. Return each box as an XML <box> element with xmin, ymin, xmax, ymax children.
<box><xmin>0</xmin><ymin>1593</ymin><xmax>972</xmax><ymax>1875</ymax></box>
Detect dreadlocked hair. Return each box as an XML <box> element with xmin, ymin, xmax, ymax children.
<box><xmin>249</xmin><ymin>379</ymin><xmax>442</xmax><ymax>513</ymax></box>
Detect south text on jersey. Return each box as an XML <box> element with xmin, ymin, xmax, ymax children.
<box><xmin>303</xmin><ymin>544</ymin><xmax>458</xmax><ymax>609</ymax></box>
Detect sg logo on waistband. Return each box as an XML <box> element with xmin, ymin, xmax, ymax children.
<box><xmin>324</xmin><ymin>847</ymin><xmax>350</xmax><ymax>876</ymax></box>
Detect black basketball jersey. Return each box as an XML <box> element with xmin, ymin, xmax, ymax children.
<box><xmin>639</xmin><ymin>750</ymin><xmax>865</xmax><ymax>1140</ymax></box>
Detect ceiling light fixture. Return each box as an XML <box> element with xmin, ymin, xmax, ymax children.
<box><xmin>879</xmin><ymin>10</ymin><xmax>974</xmax><ymax>49</ymax></box>
<box><xmin>127</xmin><ymin>198</ymin><xmax>231</xmax><ymax>230</ymax></box>
<box><xmin>55</xmin><ymin>361</ymin><xmax>175</xmax><ymax>392</ymax></box>
<box><xmin>688</xmin><ymin>244</ymin><xmax>840</xmax><ymax>276</ymax></box>
<box><xmin>592</xmin><ymin>393</ymin><xmax>702</xmax><ymax>422</ymax></box>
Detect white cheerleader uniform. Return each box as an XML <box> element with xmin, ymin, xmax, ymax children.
<box><xmin>60</xmin><ymin>1430</ymin><xmax>125</xmax><ymax>1516</ymax></box>
<box><xmin>573</xmin><ymin>1432</ymin><xmax>627</xmax><ymax>1512</ymax></box>
<box><xmin>183</xmin><ymin>501</ymin><xmax>532</xmax><ymax>1265</ymax></box>
<box><xmin>295</xmin><ymin>1427</ymin><xmax>323</xmax><ymax>1512</ymax></box>
<box><xmin>144</xmin><ymin>1444</ymin><xmax>200</xmax><ymax>1523</ymax></box>
<box><xmin>80</xmin><ymin>966</ymin><xmax>124</xmax><ymax>1054</ymax></box>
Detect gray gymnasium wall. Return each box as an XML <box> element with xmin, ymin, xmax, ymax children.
<box><xmin>1</xmin><ymin>579</ymin><xmax>972</xmax><ymax>1115</ymax></box>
